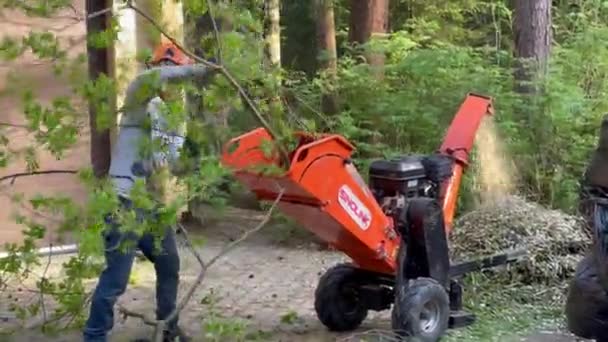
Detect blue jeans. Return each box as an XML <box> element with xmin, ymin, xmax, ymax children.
<box><xmin>83</xmin><ymin>201</ymin><xmax>180</xmax><ymax>342</ymax></box>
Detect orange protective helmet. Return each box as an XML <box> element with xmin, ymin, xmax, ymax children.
<box><xmin>150</xmin><ymin>37</ymin><xmax>193</xmax><ymax>66</ymax></box>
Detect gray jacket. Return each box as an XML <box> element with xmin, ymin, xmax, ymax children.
<box><xmin>108</xmin><ymin>64</ymin><xmax>212</xmax><ymax>198</ymax></box>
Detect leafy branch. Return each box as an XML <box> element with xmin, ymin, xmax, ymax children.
<box><xmin>205</xmin><ymin>0</ymin><xmax>223</xmax><ymax>65</ymax></box>
<box><xmin>0</xmin><ymin>0</ymin><xmax>291</xmax><ymax>336</ymax></box>
<box><xmin>124</xmin><ymin>0</ymin><xmax>290</xmax><ymax>164</ymax></box>
<box><xmin>119</xmin><ymin>188</ymin><xmax>285</xmax><ymax>342</ymax></box>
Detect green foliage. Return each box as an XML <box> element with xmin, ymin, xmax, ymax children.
<box><xmin>444</xmin><ymin>273</ymin><xmax>563</xmax><ymax>341</ymax></box>
<box><xmin>1</xmin><ymin>0</ymin><xmax>607</xmax><ymax>338</ymax></box>
<box><xmin>285</xmin><ymin>2</ymin><xmax>608</xmax><ymax>214</ymax></box>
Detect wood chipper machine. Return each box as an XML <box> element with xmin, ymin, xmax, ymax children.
<box><xmin>220</xmin><ymin>93</ymin><xmax>524</xmax><ymax>341</ymax></box>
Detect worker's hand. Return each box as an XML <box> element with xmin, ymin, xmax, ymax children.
<box><xmin>131</xmin><ymin>160</ymin><xmax>153</xmax><ymax>177</ymax></box>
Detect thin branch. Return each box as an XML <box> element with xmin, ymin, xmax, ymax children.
<box><xmin>87</xmin><ymin>5</ymin><xmax>121</xmax><ymax>21</ymax></box>
<box><xmin>67</xmin><ymin>4</ymin><xmax>81</xmax><ymax>19</ymax></box>
<box><xmin>126</xmin><ymin>1</ymin><xmax>290</xmax><ymax>164</ymax></box>
<box><xmin>206</xmin><ymin>0</ymin><xmax>223</xmax><ymax>64</ymax></box>
<box><xmin>175</xmin><ymin>224</ymin><xmax>204</xmax><ymax>267</ymax></box>
<box><xmin>9</xmin><ymin>0</ymin><xmax>110</xmax><ymax>22</ymax></box>
<box><xmin>0</xmin><ymin>122</ymin><xmax>30</xmax><ymax>129</ymax></box>
<box><xmin>118</xmin><ymin>304</ymin><xmax>158</xmax><ymax>326</ymax></box>
<box><xmin>39</xmin><ymin>244</ymin><xmax>53</xmax><ymax>324</ymax></box>
<box><xmin>286</xmin><ymin>90</ymin><xmax>334</xmax><ymax>129</ymax></box>
<box><xmin>156</xmin><ymin>188</ymin><xmax>284</xmax><ymax>340</ymax></box>
<box><xmin>0</xmin><ymin>170</ymin><xmax>78</xmax><ymax>184</ymax></box>
<box><xmin>281</xmin><ymin>96</ymin><xmax>308</xmax><ymax>129</ymax></box>
<box><xmin>26</xmin><ymin>293</ymin><xmax>93</xmax><ymax>330</ymax></box>
<box><xmin>120</xmin><ymin>187</ymin><xmax>285</xmax><ymax>342</ymax></box>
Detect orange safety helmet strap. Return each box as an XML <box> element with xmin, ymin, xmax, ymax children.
<box><xmin>149</xmin><ymin>37</ymin><xmax>193</xmax><ymax>66</ymax></box>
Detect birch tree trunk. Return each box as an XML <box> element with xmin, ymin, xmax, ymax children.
<box><xmin>264</xmin><ymin>0</ymin><xmax>282</xmax><ymax>68</ymax></box>
<box><xmin>263</xmin><ymin>0</ymin><xmax>283</xmax><ymax>124</ymax></box>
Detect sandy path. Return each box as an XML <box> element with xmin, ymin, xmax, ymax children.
<box><xmin>0</xmin><ymin>0</ymin><xmax>89</xmax><ymax>246</ymax></box>
<box><xmin>0</xmin><ymin>207</ymin><xmax>585</xmax><ymax>342</ymax></box>
<box><xmin>0</xmin><ymin>208</ymin><xmax>386</xmax><ymax>342</ymax></box>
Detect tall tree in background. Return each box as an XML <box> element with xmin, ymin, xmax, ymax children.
<box><xmin>513</xmin><ymin>0</ymin><xmax>552</xmax><ymax>94</ymax></box>
<box><xmin>264</xmin><ymin>0</ymin><xmax>282</xmax><ymax>68</ymax></box>
<box><xmin>348</xmin><ymin>0</ymin><xmax>389</xmax><ymax>69</ymax></box>
<box><xmin>85</xmin><ymin>0</ymin><xmax>113</xmax><ymax>178</ymax></box>
<box><xmin>512</xmin><ymin>0</ymin><xmax>552</xmax><ymax>197</ymax></box>
<box><xmin>263</xmin><ymin>0</ymin><xmax>284</xmax><ymax>137</ymax></box>
<box><xmin>315</xmin><ymin>0</ymin><xmax>338</xmax><ymax>114</ymax></box>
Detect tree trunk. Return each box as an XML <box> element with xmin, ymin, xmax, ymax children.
<box><xmin>182</xmin><ymin>7</ymin><xmax>212</xmax><ymax>224</ymax></box>
<box><xmin>315</xmin><ymin>0</ymin><xmax>337</xmax><ymax>72</ymax></box>
<box><xmin>512</xmin><ymin>0</ymin><xmax>552</xmax><ymax>195</ymax></box>
<box><xmin>315</xmin><ymin>0</ymin><xmax>338</xmax><ymax>114</ymax></box>
<box><xmin>348</xmin><ymin>0</ymin><xmax>389</xmax><ymax>69</ymax></box>
<box><xmin>263</xmin><ymin>0</ymin><xmax>283</xmax><ymax>134</ymax></box>
<box><xmin>85</xmin><ymin>0</ymin><xmax>112</xmax><ymax>178</ymax></box>
<box><xmin>264</xmin><ymin>0</ymin><xmax>282</xmax><ymax>68</ymax></box>
<box><xmin>513</xmin><ymin>0</ymin><xmax>552</xmax><ymax>93</ymax></box>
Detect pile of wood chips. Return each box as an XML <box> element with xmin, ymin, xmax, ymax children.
<box><xmin>450</xmin><ymin>195</ymin><xmax>590</xmax><ymax>285</ymax></box>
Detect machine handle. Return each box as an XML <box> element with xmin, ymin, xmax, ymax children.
<box><xmin>291</xmin><ymin>135</ymin><xmax>354</xmax><ymax>165</ymax></box>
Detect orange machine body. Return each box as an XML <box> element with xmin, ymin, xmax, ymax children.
<box><xmin>221</xmin><ymin>93</ymin><xmax>493</xmax><ymax>275</ymax></box>
<box><xmin>438</xmin><ymin>93</ymin><xmax>494</xmax><ymax>233</ymax></box>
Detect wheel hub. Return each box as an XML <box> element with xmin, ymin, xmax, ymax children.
<box><xmin>419</xmin><ymin>300</ymin><xmax>441</xmax><ymax>333</ymax></box>
<box><xmin>339</xmin><ymin>286</ymin><xmax>361</xmax><ymax>315</ymax></box>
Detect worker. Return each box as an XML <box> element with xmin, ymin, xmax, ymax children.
<box><xmin>566</xmin><ymin>114</ymin><xmax>608</xmax><ymax>342</ymax></box>
<box><xmin>83</xmin><ymin>41</ymin><xmax>212</xmax><ymax>342</ymax></box>
<box><xmin>578</xmin><ymin>114</ymin><xmax>608</xmax><ymax>277</ymax></box>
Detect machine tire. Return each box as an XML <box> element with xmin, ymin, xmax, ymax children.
<box><xmin>314</xmin><ymin>263</ymin><xmax>369</xmax><ymax>332</ymax></box>
<box><xmin>392</xmin><ymin>277</ymin><xmax>450</xmax><ymax>342</ymax></box>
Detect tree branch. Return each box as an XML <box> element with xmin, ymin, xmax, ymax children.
<box><xmin>205</xmin><ymin>0</ymin><xmax>223</xmax><ymax>65</ymax></box>
<box><xmin>10</xmin><ymin>0</ymin><xmax>115</xmax><ymax>22</ymax></box>
<box><xmin>0</xmin><ymin>122</ymin><xmax>30</xmax><ymax>129</ymax></box>
<box><xmin>120</xmin><ymin>187</ymin><xmax>285</xmax><ymax>341</ymax></box>
<box><xmin>175</xmin><ymin>224</ymin><xmax>204</xmax><ymax>267</ymax></box>
<box><xmin>118</xmin><ymin>304</ymin><xmax>158</xmax><ymax>326</ymax></box>
<box><xmin>126</xmin><ymin>1</ymin><xmax>290</xmax><ymax>165</ymax></box>
<box><xmin>0</xmin><ymin>170</ymin><xmax>79</xmax><ymax>185</ymax></box>
<box><xmin>87</xmin><ymin>5</ymin><xmax>121</xmax><ymax>21</ymax></box>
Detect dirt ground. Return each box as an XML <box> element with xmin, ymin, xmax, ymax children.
<box><xmin>0</xmin><ymin>208</ymin><xmax>373</xmax><ymax>342</ymax></box>
<box><xmin>0</xmin><ymin>0</ymin><xmax>88</xmax><ymax>246</ymax></box>
<box><xmin>0</xmin><ymin>207</ymin><xmax>588</xmax><ymax>342</ymax></box>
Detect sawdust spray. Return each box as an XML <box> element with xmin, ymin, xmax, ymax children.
<box><xmin>471</xmin><ymin>117</ymin><xmax>518</xmax><ymax>205</ymax></box>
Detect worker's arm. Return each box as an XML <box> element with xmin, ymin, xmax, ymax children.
<box><xmin>123</xmin><ymin>64</ymin><xmax>214</xmax><ymax>111</ymax></box>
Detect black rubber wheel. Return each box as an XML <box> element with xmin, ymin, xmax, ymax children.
<box><xmin>392</xmin><ymin>277</ymin><xmax>450</xmax><ymax>342</ymax></box>
<box><xmin>314</xmin><ymin>263</ymin><xmax>369</xmax><ymax>332</ymax></box>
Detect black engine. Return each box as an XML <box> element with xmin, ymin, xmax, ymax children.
<box><xmin>368</xmin><ymin>154</ymin><xmax>453</xmax><ymax>216</ymax></box>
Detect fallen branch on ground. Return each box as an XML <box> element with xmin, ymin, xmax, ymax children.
<box><xmin>119</xmin><ymin>187</ymin><xmax>285</xmax><ymax>342</ymax></box>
